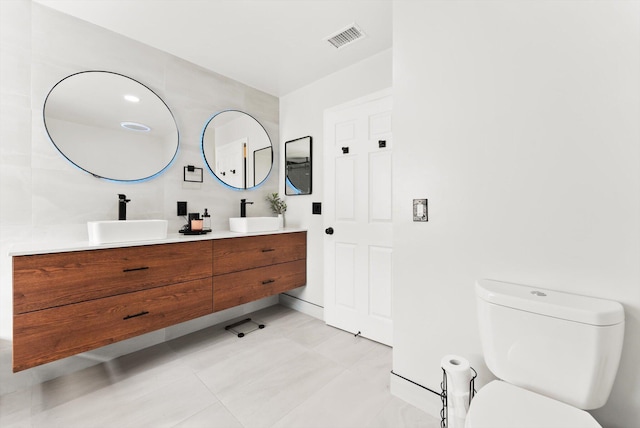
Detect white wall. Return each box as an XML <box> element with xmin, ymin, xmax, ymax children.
<box><xmin>279</xmin><ymin>49</ymin><xmax>392</xmax><ymax>313</ymax></box>
<box><xmin>391</xmin><ymin>2</ymin><xmax>640</xmax><ymax>427</ymax></box>
<box><xmin>0</xmin><ymin>1</ymin><xmax>279</xmax><ymax>347</ymax></box>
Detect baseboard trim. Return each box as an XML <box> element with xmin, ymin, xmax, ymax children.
<box><xmin>390</xmin><ymin>371</ymin><xmax>442</xmax><ymax>419</ymax></box>
<box><xmin>279</xmin><ymin>293</ymin><xmax>324</xmax><ymax>320</ymax></box>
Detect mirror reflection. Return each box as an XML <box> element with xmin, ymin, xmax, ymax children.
<box><xmin>285</xmin><ymin>136</ymin><xmax>312</xmax><ymax>195</ymax></box>
<box><xmin>201</xmin><ymin>110</ymin><xmax>273</xmax><ymax>189</ymax></box>
<box><xmin>43</xmin><ymin>71</ymin><xmax>179</xmax><ymax>181</ymax></box>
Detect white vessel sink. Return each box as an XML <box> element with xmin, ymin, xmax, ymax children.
<box><xmin>88</xmin><ymin>219</ymin><xmax>168</xmax><ymax>244</ymax></box>
<box><xmin>229</xmin><ymin>217</ymin><xmax>279</xmax><ymax>233</ymax></box>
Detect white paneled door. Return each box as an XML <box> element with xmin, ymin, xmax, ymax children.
<box><xmin>215</xmin><ymin>138</ymin><xmax>246</xmax><ymax>188</ymax></box>
<box><xmin>324</xmin><ymin>90</ymin><xmax>393</xmax><ymax>346</ymax></box>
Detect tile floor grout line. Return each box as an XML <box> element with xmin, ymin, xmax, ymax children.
<box><xmin>267</xmin><ymin>366</ymin><xmax>349</xmax><ymax>428</ymax></box>
<box><xmin>1</xmin><ymin>305</ymin><xmax>439</xmax><ymax>428</ymax></box>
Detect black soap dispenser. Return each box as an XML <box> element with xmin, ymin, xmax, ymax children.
<box><xmin>203</xmin><ymin>208</ymin><xmax>211</xmax><ymax>232</ymax></box>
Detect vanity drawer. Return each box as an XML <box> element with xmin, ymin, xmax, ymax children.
<box><xmin>213</xmin><ymin>259</ymin><xmax>306</xmax><ymax>312</ymax></box>
<box><xmin>13</xmin><ymin>240</ymin><xmax>213</xmax><ymax>314</ymax></box>
<box><xmin>13</xmin><ymin>277</ymin><xmax>213</xmax><ymax>372</ymax></box>
<box><xmin>213</xmin><ymin>232</ymin><xmax>306</xmax><ymax>276</ymax></box>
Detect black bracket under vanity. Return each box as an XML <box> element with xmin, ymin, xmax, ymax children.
<box><xmin>224</xmin><ymin>318</ymin><xmax>265</xmax><ymax>338</ymax></box>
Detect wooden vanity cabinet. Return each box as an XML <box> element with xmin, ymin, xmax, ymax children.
<box><xmin>13</xmin><ymin>278</ymin><xmax>212</xmax><ymax>372</ymax></box>
<box><xmin>213</xmin><ymin>232</ymin><xmax>307</xmax><ymax>275</ymax></box>
<box><xmin>12</xmin><ymin>241</ymin><xmax>213</xmax><ymax>372</ymax></box>
<box><xmin>12</xmin><ymin>231</ymin><xmax>307</xmax><ymax>372</ymax></box>
<box><xmin>213</xmin><ymin>260</ymin><xmax>306</xmax><ymax>311</ymax></box>
<box><xmin>212</xmin><ymin>232</ymin><xmax>307</xmax><ymax>312</ymax></box>
<box><xmin>13</xmin><ymin>240</ymin><xmax>212</xmax><ymax>314</ymax></box>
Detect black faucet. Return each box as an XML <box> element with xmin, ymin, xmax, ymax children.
<box><xmin>118</xmin><ymin>194</ymin><xmax>130</xmax><ymax>220</ymax></box>
<box><xmin>240</xmin><ymin>199</ymin><xmax>253</xmax><ymax>218</ymax></box>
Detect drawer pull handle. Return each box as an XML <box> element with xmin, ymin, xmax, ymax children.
<box><xmin>123</xmin><ymin>266</ymin><xmax>150</xmax><ymax>273</ymax></box>
<box><xmin>262</xmin><ymin>279</ymin><xmax>275</xmax><ymax>285</ymax></box>
<box><xmin>261</xmin><ymin>248</ymin><xmax>275</xmax><ymax>253</ymax></box>
<box><xmin>123</xmin><ymin>311</ymin><xmax>149</xmax><ymax>320</ymax></box>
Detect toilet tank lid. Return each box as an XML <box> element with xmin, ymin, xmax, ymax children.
<box><xmin>476</xmin><ymin>279</ymin><xmax>624</xmax><ymax>326</ymax></box>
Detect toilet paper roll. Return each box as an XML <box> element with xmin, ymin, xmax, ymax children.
<box><xmin>451</xmin><ymin>391</ymin><xmax>470</xmax><ymax>417</ymax></box>
<box><xmin>441</xmin><ymin>355</ymin><xmax>472</xmax><ymax>393</ymax></box>
<box><xmin>441</xmin><ymin>355</ymin><xmax>472</xmax><ymax>428</ymax></box>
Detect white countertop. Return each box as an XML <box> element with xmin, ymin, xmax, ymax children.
<box><xmin>9</xmin><ymin>228</ymin><xmax>307</xmax><ymax>256</ymax></box>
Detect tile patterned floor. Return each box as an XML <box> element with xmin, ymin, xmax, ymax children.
<box><xmin>0</xmin><ymin>305</ymin><xmax>440</xmax><ymax>428</ymax></box>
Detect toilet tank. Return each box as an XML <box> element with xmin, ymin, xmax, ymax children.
<box><xmin>476</xmin><ymin>279</ymin><xmax>625</xmax><ymax>410</ymax></box>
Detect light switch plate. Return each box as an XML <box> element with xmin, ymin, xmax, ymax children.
<box><xmin>413</xmin><ymin>199</ymin><xmax>428</xmax><ymax>222</ymax></box>
<box><xmin>177</xmin><ymin>201</ymin><xmax>187</xmax><ymax>216</ymax></box>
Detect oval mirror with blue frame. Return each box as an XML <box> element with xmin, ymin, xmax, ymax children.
<box><xmin>201</xmin><ymin>110</ymin><xmax>273</xmax><ymax>189</ymax></box>
<box><xmin>43</xmin><ymin>71</ymin><xmax>179</xmax><ymax>182</ymax></box>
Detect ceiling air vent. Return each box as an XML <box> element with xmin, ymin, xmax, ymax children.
<box><xmin>326</xmin><ymin>23</ymin><xmax>366</xmax><ymax>49</ymax></box>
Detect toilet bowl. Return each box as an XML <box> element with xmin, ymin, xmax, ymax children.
<box><xmin>468</xmin><ymin>279</ymin><xmax>624</xmax><ymax>428</ymax></box>
<box><xmin>464</xmin><ymin>381</ymin><xmax>601</xmax><ymax>428</ymax></box>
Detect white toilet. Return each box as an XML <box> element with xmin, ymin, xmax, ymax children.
<box><xmin>465</xmin><ymin>279</ymin><xmax>625</xmax><ymax>428</ymax></box>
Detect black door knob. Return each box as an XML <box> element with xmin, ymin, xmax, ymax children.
<box><xmin>325</xmin><ymin>227</ymin><xmax>334</xmax><ymax>235</ymax></box>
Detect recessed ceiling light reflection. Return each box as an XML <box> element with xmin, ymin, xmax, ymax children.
<box><xmin>120</xmin><ymin>121</ymin><xmax>151</xmax><ymax>132</ymax></box>
<box><xmin>124</xmin><ymin>94</ymin><xmax>140</xmax><ymax>103</ymax></box>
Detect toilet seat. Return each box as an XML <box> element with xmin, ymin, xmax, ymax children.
<box><xmin>464</xmin><ymin>381</ymin><xmax>601</xmax><ymax>428</ymax></box>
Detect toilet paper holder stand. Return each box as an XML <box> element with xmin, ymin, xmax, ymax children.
<box><xmin>440</xmin><ymin>366</ymin><xmax>477</xmax><ymax>428</ymax></box>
